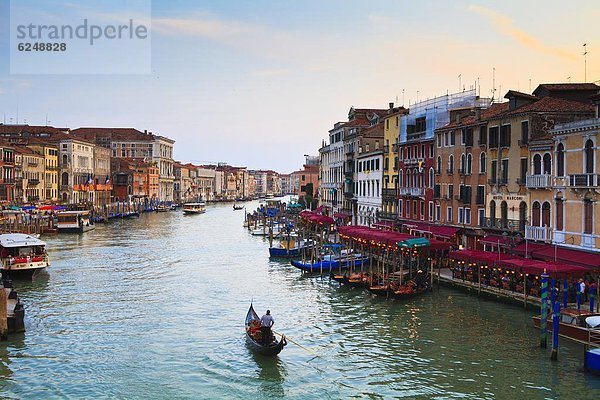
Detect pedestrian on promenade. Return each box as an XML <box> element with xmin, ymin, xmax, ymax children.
<box><xmin>260</xmin><ymin>310</ymin><xmax>274</xmax><ymax>345</ymax></box>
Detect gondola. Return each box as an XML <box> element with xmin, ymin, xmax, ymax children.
<box><xmin>391</xmin><ymin>280</ymin><xmax>430</xmax><ymax>300</ymax></box>
<box><xmin>233</xmin><ymin>204</ymin><xmax>244</xmax><ymax>210</ymax></box>
<box><xmin>330</xmin><ymin>272</ymin><xmax>369</xmax><ymax>288</ymax></box>
<box><xmin>245</xmin><ymin>304</ymin><xmax>286</xmax><ymax>356</ymax></box>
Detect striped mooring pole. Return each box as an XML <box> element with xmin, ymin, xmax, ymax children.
<box><xmin>551</xmin><ymin>301</ymin><xmax>560</xmax><ymax>361</ymax></box>
<box><xmin>540</xmin><ymin>272</ymin><xmax>549</xmax><ymax>348</ymax></box>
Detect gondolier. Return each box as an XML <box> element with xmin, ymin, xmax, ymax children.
<box><xmin>260</xmin><ymin>310</ymin><xmax>274</xmax><ymax>345</ymax></box>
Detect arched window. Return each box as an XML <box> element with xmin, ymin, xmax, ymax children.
<box><xmin>556</xmin><ymin>143</ymin><xmax>565</xmax><ymax>177</ymax></box>
<box><xmin>62</xmin><ymin>154</ymin><xmax>68</xmax><ymax>165</ymax></box>
<box><xmin>543</xmin><ymin>153</ymin><xmax>551</xmax><ymax>175</ymax></box>
<box><xmin>460</xmin><ymin>154</ymin><xmax>466</xmax><ymax>172</ymax></box>
<box><xmin>584</xmin><ymin>199</ymin><xmax>593</xmax><ymax>234</ymax></box>
<box><xmin>519</xmin><ymin>201</ymin><xmax>527</xmax><ymax>232</ymax></box>
<box><xmin>480</xmin><ymin>152</ymin><xmax>486</xmax><ymax>173</ymax></box>
<box><xmin>61</xmin><ymin>172</ymin><xmax>69</xmax><ymax>186</ymax></box>
<box><xmin>533</xmin><ymin>154</ymin><xmax>542</xmax><ymax>175</ymax></box>
<box><xmin>436</xmin><ymin>156</ymin><xmax>442</xmax><ymax>174</ymax></box>
<box><xmin>429</xmin><ymin>168</ymin><xmax>435</xmax><ymax>189</ymax></box>
<box><xmin>467</xmin><ymin>153</ymin><xmax>472</xmax><ymax>174</ymax></box>
<box><xmin>500</xmin><ymin>201</ymin><xmax>508</xmax><ymax>227</ymax></box>
<box><xmin>490</xmin><ymin>200</ymin><xmax>496</xmax><ymax>226</ymax></box>
<box><xmin>556</xmin><ymin>198</ymin><xmax>563</xmax><ymax>231</ymax></box>
<box><xmin>399</xmin><ymin>170</ymin><xmax>403</xmax><ymax>187</ymax></box>
<box><xmin>449</xmin><ymin>155</ymin><xmax>454</xmax><ymax>173</ymax></box>
<box><xmin>532</xmin><ymin>201</ymin><xmax>541</xmax><ymax>226</ymax></box>
<box><xmin>585</xmin><ymin>139</ymin><xmax>594</xmax><ymax>174</ymax></box>
<box><xmin>542</xmin><ymin>202</ymin><xmax>551</xmax><ymax>227</ymax></box>
<box><xmin>406</xmin><ymin>170</ymin><xmax>411</xmax><ymax>188</ymax></box>
<box><xmin>414</xmin><ymin>168</ymin><xmax>419</xmax><ymax>187</ymax></box>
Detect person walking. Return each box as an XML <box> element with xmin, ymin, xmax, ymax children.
<box><xmin>260</xmin><ymin>310</ymin><xmax>274</xmax><ymax>345</ymax></box>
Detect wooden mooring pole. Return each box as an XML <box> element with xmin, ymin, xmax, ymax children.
<box><xmin>0</xmin><ymin>286</ymin><xmax>7</xmax><ymax>340</ymax></box>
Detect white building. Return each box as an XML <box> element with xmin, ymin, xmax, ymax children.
<box><xmin>355</xmin><ymin>150</ymin><xmax>383</xmax><ymax>226</ymax></box>
<box><xmin>319</xmin><ymin>121</ymin><xmax>345</xmax><ymax>213</ymax></box>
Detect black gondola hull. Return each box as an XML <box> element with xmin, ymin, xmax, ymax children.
<box><xmin>245</xmin><ymin>304</ymin><xmax>286</xmax><ymax>356</ymax></box>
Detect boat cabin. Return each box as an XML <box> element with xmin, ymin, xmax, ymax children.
<box><xmin>0</xmin><ymin>233</ymin><xmax>50</xmax><ymax>277</ymax></box>
<box><xmin>56</xmin><ymin>210</ymin><xmax>95</xmax><ymax>233</ymax></box>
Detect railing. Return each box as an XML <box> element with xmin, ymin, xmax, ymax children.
<box><xmin>526</xmin><ymin>174</ymin><xmax>553</xmax><ymax>189</ymax></box>
<box><xmin>497</xmin><ymin>177</ymin><xmax>508</xmax><ymax>185</ymax></box>
<box><xmin>27</xmin><ymin>162</ymin><xmax>39</xmax><ymax>167</ymax></box>
<box><xmin>569</xmin><ymin>174</ymin><xmax>600</xmax><ymax>187</ymax></box>
<box><xmin>398</xmin><ymin>187</ymin><xmax>425</xmax><ymax>197</ymax></box>
<box><xmin>458</xmin><ymin>168</ymin><xmax>471</xmax><ymax>176</ymax></box>
<box><xmin>525</xmin><ymin>225</ymin><xmax>553</xmax><ymax>242</ymax></box>
<box><xmin>382</xmin><ymin>188</ymin><xmax>396</xmax><ymax>199</ymax></box>
<box><xmin>377</xmin><ymin>211</ymin><xmax>398</xmax><ymax>221</ymax></box>
<box><xmin>46</xmin><ymin>183</ymin><xmax>53</xmax><ymax>188</ymax></box>
<box><xmin>27</xmin><ymin>179</ymin><xmax>40</xmax><ymax>185</ymax></box>
<box><xmin>484</xmin><ymin>217</ymin><xmax>525</xmax><ymax>232</ymax></box>
<box><xmin>1</xmin><ymin>179</ymin><xmax>15</xmax><ymax>184</ymax></box>
<box><xmin>403</xmin><ymin>157</ymin><xmax>425</xmax><ymax>166</ymax></box>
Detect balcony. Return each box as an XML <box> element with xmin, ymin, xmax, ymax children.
<box><xmin>484</xmin><ymin>217</ymin><xmax>525</xmax><ymax>232</ymax></box>
<box><xmin>569</xmin><ymin>174</ymin><xmax>600</xmax><ymax>188</ymax></box>
<box><xmin>1</xmin><ymin>179</ymin><xmax>15</xmax><ymax>184</ymax></box>
<box><xmin>526</xmin><ymin>174</ymin><xmax>553</xmax><ymax>189</ymax></box>
<box><xmin>377</xmin><ymin>211</ymin><xmax>398</xmax><ymax>221</ymax></box>
<box><xmin>446</xmin><ymin>169</ymin><xmax>454</xmax><ymax>175</ymax></box>
<box><xmin>27</xmin><ymin>162</ymin><xmax>39</xmax><ymax>167</ymax></box>
<box><xmin>344</xmin><ymin>191</ymin><xmax>354</xmax><ymax>198</ymax></box>
<box><xmin>27</xmin><ymin>178</ymin><xmax>40</xmax><ymax>186</ymax></box>
<box><xmin>497</xmin><ymin>178</ymin><xmax>508</xmax><ymax>186</ymax></box>
<box><xmin>398</xmin><ymin>187</ymin><xmax>425</xmax><ymax>197</ymax></box>
<box><xmin>525</xmin><ymin>226</ymin><xmax>553</xmax><ymax>242</ymax></box>
<box><xmin>382</xmin><ymin>188</ymin><xmax>396</xmax><ymax>199</ymax></box>
<box><xmin>46</xmin><ymin>183</ymin><xmax>53</xmax><ymax>189</ymax></box>
<box><xmin>404</xmin><ymin>157</ymin><xmax>425</xmax><ymax>167</ymax></box>
<box><xmin>458</xmin><ymin>168</ymin><xmax>471</xmax><ymax>176</ymax></box>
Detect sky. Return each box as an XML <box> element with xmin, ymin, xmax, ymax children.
<box><xmin>0</xmin><ymin>0</ymin><xmax>598</xmax><ymax>173</ymax></box>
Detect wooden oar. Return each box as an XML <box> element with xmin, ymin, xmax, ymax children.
<box><xmin>272</xmin><ymin>330</ymin><xmax>319</xmax><ymax>357</ymax></box>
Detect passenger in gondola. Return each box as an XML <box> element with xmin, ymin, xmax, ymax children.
<box><xmin>415</xmin><ymin>270</ymin><xmax>426</xmax><ymax>288</ymax></box>
<box><xmin>260</xmin><ymin>310</ymin><xmax>274</xmax><ymax>345</ymax></box>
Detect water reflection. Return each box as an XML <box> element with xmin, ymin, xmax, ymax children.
<box><xmin>251</xmin><ymin>352</ymin><xmax>286</xmax><ymax>398</ymax></box>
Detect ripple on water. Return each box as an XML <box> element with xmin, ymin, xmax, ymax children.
<box><xmin>1</xmin><ymin>201</ymin><xmax>600</xmax><ymax>398</ymax></box>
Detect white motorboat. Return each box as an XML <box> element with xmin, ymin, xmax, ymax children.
<box><xmin>56</xmin><ymin>210</ymin><xmax>95</xmax><ymax>233</ymax></box>
<box><xmin>182</xmin><ymin>202</ymin><xmax>206</xmax><ymax>214</ymax></box>
<box><xmin>0</xmin><ymin>233</ymin><xmax>50</xmax><ymax>279</ymax></box>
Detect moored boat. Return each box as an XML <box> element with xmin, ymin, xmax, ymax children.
<box><xmin>182</xmin><ymin>202</ymin><xmax>206</xmax><ymax>214</ymax></box>
<box><xmin>233</xmin><ymin>204</ymin><xmax>244</xmax><ymax>210</ymax></box>
<box><xmin>330</xmin><ymin>272</ymin><xmax>370</xmax><ymax>288</ymax></box>
<box><xmin>391</xmin><ymin>280</ymin><xmax>430</xmax><ymax>300</ymax></box>
<box><xmin>0</xmin><ymin>233</ymin><xmax>50</xmax><ymax>279</ymax></box>
<box><xmin>532</xmin><ymin>309</ymin><xmax>600</xmax><ymax>344</ymax></box>
<box><xmin>291</xmin><ymin>253</ymin><xmax>368</xmax><ymax>273</ymax></box>
<box><xmin>56</xmin><ymin>210</ymin><xmax>95</xmax><ymax>233</ymax></box>
<box><xmin>245</xmin><ymin>304</ymin><xmax>286</xmax><ymax>356</ymax></box>
<box><xmin>268</xmin><ymin>235</ymin><xmax>312</xmax><ymax>258</ymax></box>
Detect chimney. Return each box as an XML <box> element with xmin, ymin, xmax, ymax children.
<box><xmin>389</xmin><ymin>102</ymin><xmax>394</xmax><ymax>110</ymax></box>
<box><xmin>144</xmin><ymin>129</ymin><xmax>147</xmax><ymax>134</ymax></box>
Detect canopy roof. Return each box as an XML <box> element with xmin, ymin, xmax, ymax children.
<box><xmin>512</xmin><ymin>242</ymin><xmax>600</xmax><ymax>269</ymax></box>
<box><xmin>299</xmin><ymin>210</ymin><xmax>335</xmax><ymax>225</ymax></box>
<box><xmin>0</xmin><ymin>233</ymin><xmax>46</xmax><ymax>248</ymax></box>
<box><xmin>497</xmin><ymin>257</ymin><xmax>589</xmax><ymax>276</ymax></box>
<box><xmin>449</xmin><ymin>249</ymin><xmax>510</xmax><ymax>265</ymax></box>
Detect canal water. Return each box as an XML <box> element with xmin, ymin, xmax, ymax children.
<box><xmin>1</xmin><ymin>199</ymin><xmax>600</xmax><ymax>399</ymax></box>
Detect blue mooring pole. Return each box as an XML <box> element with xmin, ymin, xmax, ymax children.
<box><xmin>540</xmin><ymin>273</ymin><xmax>549</xmax><ymax>348</ymax></box>
<box><xmin>551</xmin><ymin>301</ymin><xmax>560</xmax><ymax>361</ymax></box>
<box><xmin>563</xmin><ymin>279</ymin><xmax>568</xmax><ymax>309</ymax></box>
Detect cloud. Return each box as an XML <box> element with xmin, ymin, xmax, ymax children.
<box><xmin>469</xmin><ymin>5</ymin><xmax>577</xmax><ymax>61</ymax></box>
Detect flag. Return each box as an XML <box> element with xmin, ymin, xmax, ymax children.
<box><xmin>85</xmin><ymin>174</ymin><xmax>93</xmax><ymax>185</ymax></box>
<box><xmin>104</xmin><ymin>175</ymin><xmax>110</xmax><ymax>184</ymax></box>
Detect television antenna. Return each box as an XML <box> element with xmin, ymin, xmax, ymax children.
<box><xmin>583</xmin><ymin>43</ymin><xmax>588</xmax><ymax>82</ymax></box>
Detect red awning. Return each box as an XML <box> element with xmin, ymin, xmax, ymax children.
<box><xmin>497</xmin><ymin>257</ymin><xmax>589</xmax><ymax>276</ymax></box>
<box><xmin>430</xmin><ymin>226</ymin><xmax>460</xmax><ymax>239</ymax></box>
<box><xmin>512</xmin><ymin>241</ymin><xmax>548</xmax><ymax>258</ymax></box>
<box><xmin>333</xmin><ymin>212</ymin><xmax>352</xmax><ymax>219</ymax></box>
<box><xmin>429</xmin><ymin>239</ymin><xmax>453</xmax><ymax>251</ymax></box>
<box><xmin>511</xmin><ymin>242</ymin><xmax>600</xmax><ymax>269</ymax></box>
<box><xmin>299</xmin><ymin>210</ymin><xmax>335</xmax><ymax>225</ymax></box>
<box><xmin>531</xmin><ymin>245</ymin><xmax>600</xmax><ymax>269</ymax></box>
<box><xmin>480</xmin><ymin>234</ymin><xmax>512</xmax><ymax>247</ymax></box>
<box><xmin>338</xmin><ymin>225</ymin><xmax>414</xmax><ymax>247</ymax></box>
<box><xmin>449</xmin><ymin>249</ymin><xmax>509</xmax><ymax>265</ymax></box>
<box><xmin>404</xmin><ymin>223</ymin><xmax>459</xmax><ymax>239</ymax></box>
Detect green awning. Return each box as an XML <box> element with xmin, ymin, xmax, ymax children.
<box><xmin>399</xmin><ymin>238</ymin><xmax>430</xmax><ymax>248</ymax></box>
